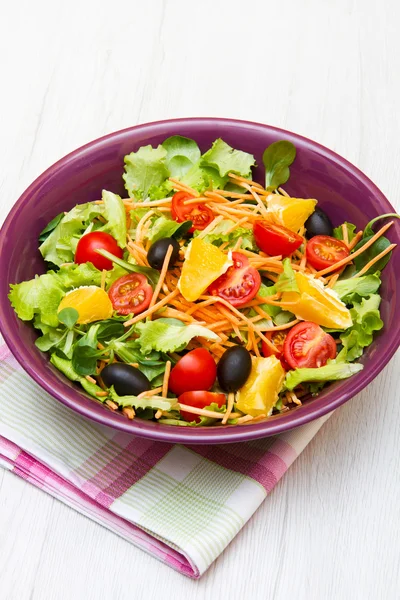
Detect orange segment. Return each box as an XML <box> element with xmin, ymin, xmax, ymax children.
<box><xmin>58</xmin><ymin>286</ymin><xmax>113</xmax><ymax>324</ymax></box>
<box><xmin>236</xmin><ymin>356</ymin><xmax>286</xmax><ymax>417</ymax></box>
<box><xmin>280</xmin><ymin>272</ymin><xmax>352</xmax><ymax>329</ymax></box>
<box><xmin>178</xmin><ymin>238</ymin><xmax>233</xmax><ymax>302</ymax></box>
<box><xmin>266</xmin><ymin>195</ymin><xmax>317</xmax><ymax>233</ymax></box>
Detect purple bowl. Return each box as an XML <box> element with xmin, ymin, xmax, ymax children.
<box><xmin>1</xmin><ymin>118</ymin><xmax>399</xmax><ymax>443</ymax></box>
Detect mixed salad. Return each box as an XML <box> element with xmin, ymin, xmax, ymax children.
<box><xmin>9</xmin><ymin>136</ymin><xmax>398</xmax><ymax>426</ymax></box>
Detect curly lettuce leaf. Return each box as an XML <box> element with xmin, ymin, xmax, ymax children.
<box><xmin>285</xmin><ymin>362</ymin><xmax>363</xmax><ymax>391</ymax></box>
<box><xmin>333</xmin><ymin>222</ymin><xmax>357</xmax><ymax>242</ymax></box>
<box><xmin>146</xmin><ymin>215</ymin><xmax>192</xmax><ymax>243</ymax></box>
<box><xmin>39</xmin><ymin>203</ymin><xmax>103</xmax><ymax>265</ymax></box>
<box><xmin>109</xmin><ymin>387</ymin><xmax>176</xmax><ymax>411</ymax></box>
<box><xmin>201</xmin><ymin>139</ymin><xmax>256</xmax><ymax>178</ymax></box>
<box><xmin>180</xmin><ymin>161</ymin><xmax>227</xmax><ymax>193</ymax></box>
<box><xmin>8</xmin><ymin>263</ymin><xmax>102</xmax><ymax>326</ymax></box>
<box><xmin>195</xmin><ymin>218</ymin><xmax>255</xmax><ymax>250</ymax></box>
<box><xmin>274</xmin><ymin>259</ymin><xmax>299</xmax><ymax>293</ymax></box>
<box><xmin>134</xmin><ymin>318</ymin><xmax>220</xmax><ymax>354</ymax></box>
<box><xmin>123</xmin><ymin>144</ymin><xmax>169</xmax><ymax>200</ymax></box>
<box><xmin>333</xmin><ymin>273</ymin><xmax>381</xmax><ymax>303</ymax></box>
<box><xmin>100</xmin><ymin>190</ymin><xmax>126</xmax><ymax>248</ymax></box>
<box><xmin>162</xmin><ymin>136</ymin><xmax>201</xmax><ymax>177</ymax></box>
<box><xmin>339</xmin><ymin>294</ymin><xmax>383</xmax><ymax>361</ymax></box>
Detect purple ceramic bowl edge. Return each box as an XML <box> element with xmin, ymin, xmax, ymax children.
<box><xmin>0</xmin><ymin>117</ymin><xmax>399</xmax><ymax>444</ymax></box>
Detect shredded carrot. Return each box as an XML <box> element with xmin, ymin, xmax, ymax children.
<box><xmin>154</xmin><ymin>409</ymin><xmax>163</xmax><ymax>419</ymax></box>
<box><xmin>177</xmin><ymin>403</ymin><xmax>241</xmax><ymax>420</ymax></box>
<box><xmin>348</xmin><ymin>231</ymin><xmax>363</xmax><ymax>251</ymax></box>
<box><xmin>96</xmin><ymin>391</ymin><xmax>109</xmax><ymax>398</ymax></box>
<box><xmin>316</xmin><ymin>221</ymin><xmax>393</xmax><ymax>276</ymax></box>
<box><xmin>148</xmin><ymin>244</ymin><xmax>174</xmax><ymax>315</ymax></box>
<box><xmin>228</xmin><ymin>172</ymin><xmax>264</xmax><ymax>190</ymax></box>
<box><xmin>168</xmin><ymin>177</ymin><xmax>199</xmax><ymax>197</ymax></box>
<box><xmin>237</xmin><ymin>414</ymin><xmax>254</xmax><ymax>425</ymax></box>
<box><xmin>137</xmin><ymin>386</ymin><xmax>163</xmax><ymax>399</ymax></box>
<box><xmin>232</xmin><ymin>236</ymin><xmax>243</xmax><ymax>252</ymax></box>
<box><xmin>277</xmin><ymin>187</ymin><xmax>289</xmax><ymax>197</ymax></box>
<box><xmin>196</xmin><ymin>215</ymin><xmax>225</xmax><ymax>238</ymax></box>
<box><xmin>327</xmin><ymin>273</ymin><xmax>340</xmax><ymax>288</ymax></box>
<box><xmin>222</xmin><ymin>392</ymin><xmax>235</xmax><ymax>424</ymax></box>
<box><xmin>162</xmin><ymin>361</ymin><xmax>171</xmax><ymax>398</ymax></box>
<box><xmin>105</xmin><ymin>399</ymin><xmax>118</xmax><ymax>408</ymax></box>
<box><xmin>124</xmin><ymin>289</ymin><xmax>179</xmax><ymax>326</ymax></box>
<box><xmin>225</xmin><ymin>217</ymin><xmax>249</xmax><ymax>234</ymax></box>
<box><xmin>85</xmin><ymin>375</ymin><xmax>97</xmax><ymax>384</ymax></box>
<box><xmin>182</xmin><ymin>196</ymin><xmax>212</xmax><ymax>205</ymax></box>
<box><xmin>352</xmin><ymin>243</ymin><xmax>396</xmax><ymax>278</ymax></box>
<box><xmin>209</xmin><ymin>189</ymin><xmax>253</xmax><ymax>200</ymax></box>
<box><xmin>342</xmin><ymin>223</ymin><xmax>349</xmax><ymax>246</ymax></box>
<box><xmin>135</xmin><ymin>210</ymin><xmax>155</xmax><ymax>244</ymax></box>
<box><xmin>100</xmin><ymin>269</ymin><xmax>107</xmax><ymax>291</ymax></box>
<box><xmin>122</xmin><ymin>407</ymin><xmax>135</xmax><ymax>419</ymax></box>
<box><xmin>241</xmin><ymin>183</ymin><xmax>269</xmax><ymax>218</ymax></box>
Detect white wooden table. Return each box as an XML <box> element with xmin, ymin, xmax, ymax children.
<box><xmin>1</xmin><ymin>1</ymin><xmax>399</xmax><ymax>598</ymax></box>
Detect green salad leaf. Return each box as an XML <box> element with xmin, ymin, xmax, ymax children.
<box><xmin>180</xmin><ymin>162</ymin><xmax>227</xmax><ymax>192</ymax></box>
<box><xmin>333</xmin><ymin>273</ymin><xmax>381</xmax><ymax>303</ymax></box>
<box><xmin>162</xmin><ymin>135</ymin><xmax>201</xmax><ymax>177</ymax></box>
<box><xmin>201</xmin><ymin>138</ymin><xmax>256</xmax><ymax>178</ymax></box>
<box><xmin>146</xmin><ymin>215</ymin><xmax>192</xmax><ymax>243</ymax></box>
<box><xmin>262</xmin><ymin>140</ymin><xmax>296</xmax><ymax>191</ymax></box>
<box><xmin>333</xmin><ymin>222</ymin><xmax>357</xmax><ymax>242</ymax></box>
<box><xmin>123</xmin><ymin>144</ymin><xmax>169</xmax><ymax>199</ymax></box>
<box><xmin>274</xmin><ymin>259</ymin><xmax>299</xmax><ymax>293</ymax></box>
<box><xmin>134</xmin><ymin>318</ymin><xmax>220</xmax><ymax>354</ymax></box>
<box><xmin>50</xmin><ymin>353</ymin><xmax>104</xmax><ymax>398</ymax></box>
<box><xmin>38</xmin><ymin>213</ymin><xmax>65</xmax><ymax>243</ymax></box>
<box><xmin>195</xmin><ymin>218</ymin><xmax>255</xmax><ymax>250</ymax></box>
<box><xmin>353</xmin><ymin>213</ymin><xmax>399</xmax><ymax>275</ymax></box>
<box><xmin>254</xmin><ymin>283</ymin><xmax>280</xmax><ymax>319</ymax></box>
<box><xmin>109</xmin><ymin>387</ymin><xmax>176</xmax><ymax>411</ymax></box>
<box><xmin>339</xmin><ymin>294</ymin><xmax>383</xmax><ymax>361</ymax></box>
<box><xmin>96</xmin><ymin>249</ymin><xmax>160</xmax><ymax>287</ymax></box>
<box><xmin>100</xmin><ymin>190</ymin><xmax>126</xmax><ymax>248</ymax></box>
<box><xmin>39</xmin><ymin>202</ymin><xmax>103</xmax><ymax>265</ymax></box>
<box><xmin>57</xmin><ymin>308</ymin><xmax>79</xmax><ymax>329</ymax></box>
<box><xmin>112</xmin><ymin>340</ymin><xmax>170</xmax><ymax>381</ymax></box>
<box><xmin>285</xmin><ymin>362</ymin><xmax>363</xmax><ymax>391</ymax></box>
<box><xmin>8</xmin><ymin>263</ymin><xmax>102</xmax><ymax>326</ymax></box>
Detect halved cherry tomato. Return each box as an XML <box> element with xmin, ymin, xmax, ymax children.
<box><xmin>168</xmin><ymin>348</ymin><xmax>217</xmax><ymax>397</ymax></box>
<box><xmin>178</xmin><ymin>390</ymin><xmax>226</xmax><ymax>423</ymax></box>
<box><xmin>75</xmin><ymin>231</ymin><xmax>123</xmax><ymax>271</ymax></box>
<box><xmin>253</xmin><ymin>221</ymin><xmax>303</xmax><ymax>257</ymax></box>
<box><xmin>108</xmin><ymin>273</ymin><xmax>152</xmax><ymax>315</ymax></box>
<box><xmin>171</xmin><ymin>191</ymin><xmax>214</xmax><ymax>232</ymax></box>
<box><xmin>306</xmin><ymin>235</ymin><xmax>349</xmax><ymax>271</ymax></box>
<box><xmin>207</xmin><ymin>252</ymin><xmax>261</xmax><ymax>307</ymax></box>
<box><xmin>261</xmin><ymin>331</ymin><xmax>290</xmax><ymax>370</ymax></box>
<box><xmin>283</xmin><ymin>321</ymin><xmax>337</xmax><ymax>369</ymax></box>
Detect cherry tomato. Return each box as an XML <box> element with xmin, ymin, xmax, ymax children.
<box><xmin>75</xmin><ymin>232</ymin><xmax>123</xmax><ymax>271</ymax></box>
<box><xmin>261</xmin><ymin>331</ymin><xmax>291</xmax><ymax>370</ymax></box>
<box><xmin>207</xmin><ymin>252</ymin><xmax>261</xmax><ymax>307</ymax></box>
<box><xmin>178</xmin><ymin>390</ymin><xmax>226</xmax><ymax>423</ymax></box>
<box><xmin>171</xmin><ymin>191</ymin><xmax>214</xmax><ymax>232</ymax></box>
<box><xmin>168</xmin><ymin>348</ymin><xmax>216</xmax><ymax>397</ymax></box>
<box><xmin>253</xmin><ymin>221</ymin><xmax>303</xmax><ymax>257</ymax></box>
<box><xmin>108</xmin><ymin>273</ymin><xmax>152</xmax><ymax>315</ymax></box>
<box><xmin>306</xmin><ymin>235</ymin><xmax>349</xmax><ymax>271</ymax></box>
<box><xmin>283</xmin><ymin>321</ymin><xmax>337</xmax><ymax>369</ymax></box>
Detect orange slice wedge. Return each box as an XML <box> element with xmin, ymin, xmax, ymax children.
<box><xmin>266</xmin><ymin>195</ymin><xmax>317</xmax><ymax>233</ymax></box>
<box><xmin>280</xmin><ymin>272</ymin><xmax>352</xmax><ymax>329</ymax></box>
<box><xmin>236</xmin><ymin>356</ymin><xmax>286</xmax><ymax>417</ymax></box>
<box><xmin>58</xmin><ymin>286</ymin><xmax>113</xmax><ymax>324</ymax></box>
<box><xmin>178</xmin><ymin>237</ymin><xmax>233</xmax><ymax>302</ymax></box>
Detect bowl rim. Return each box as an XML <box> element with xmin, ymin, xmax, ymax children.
<box><xmin>1</xmin><ymin>117</ymin><xmax>399</xmax><ymax>443</ymax></box>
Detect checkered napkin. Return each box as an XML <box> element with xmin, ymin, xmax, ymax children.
<box><xmin>0</xmin><ymin>338</ymin><xmax>330</xmax><ymax>578</ymax></box>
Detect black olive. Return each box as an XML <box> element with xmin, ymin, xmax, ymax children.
<box><xmin>147</xmin><ymin>237</ymin><xmax>180</xmax><ymax>270</ymax></box>
<box><xmin>217</xmin><ymin>346</ymin><xmax>252</xmax><ymax>393</ymax></box>
<box><xmin>101</xmin><ymin>363</ymin><xmax>150</xmax><ymax>396</ymax></box>
<box><xmin>305</xmin><ymin>207</ymin><xmax>333</xmax><ymax>238</ymax></box>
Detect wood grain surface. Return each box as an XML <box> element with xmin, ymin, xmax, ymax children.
<box><xmin>0</xmin><ymin>0</ymin><xmax>399</xmax><ymax>598</ymax></box>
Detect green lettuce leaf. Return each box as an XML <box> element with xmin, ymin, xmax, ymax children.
<box><xmin>134</xmin><ymin>318</ymin><xmax>220</xmax><ymax>354</ymax></box>
<box><xmin>146</xmin><ymin>215</ymin><xmax>192</xmax><ymax>243</ymax></box>
<box><xmin>50</xmin><ymin>353</ymin><xmax>104</xmax><ymax>398</ymax></box>
<box><xmin>123</xmin><ymin>145</ymin><xmax>169</xmax><ymax>199</ymax></box>
<box><xmin>180</xmin><ymin>161</ymin><xmax>227</xmax><ymax>193</ymax></box>
<box><xmin>262</xmin><ymin>141</ymin><xmax>296</xmax><ymax>191</ymax></box>
<box><xmin>333</xmin><ymin>273</ymin><xmax>381</xmax><ymax>303</ymax></box>
<box><xmin>162</xmin><ymin>136</ymin><xmax>201</xmax><ymax>177</ymax></box>
<box><xmin>339</xmin><ymin>294</ymin><xmax>383</xmax><ymax>361</ymax></box>
<box><xmin>285</xmin><ymin>362</ymin><xmax>363</xmax><ymax>391</ymax></box>
<box><xmin>100</xmin><ymin>190</ymin><xmax>126</xmax><ymax>248</ymax></box>
<box><xmin>333</xmin><ymin>222</ymin><xmax>357</xmax><ymax>242</ymax></box>
<box><xmin>195</xmin><ymin>218</ymin><xmax>255</xmax><ymax>250</ymax></box>
<box><xmin>96</xmin><ymin>249</ymin><xmax>159</xmax><ymax>287</ymax></box>
<box><xmin>112</xmin><ymin>340</ymin><xmax>169</xmax><ymax>381</ymax></box>
<box><xmin>201</xmin><ymin>138</ymin><xmax>256</xmax><ymax>178</ymax></box>
<box><xmin>39</xmin><ymin>203</ymin><xmax>103</xmax><ymax>265</ymax></box>
<box><xmin>254</xmin><ymin>282</ymin><xmax>280</xmax><ymax>318</ymax></box>
<box><xmin>274</xmin><ymin>259</ymin><xmax>299</xmax><ymax>293</ymax></box>
<box><xmin>109</xmin><ymin>387</ymin><xmax>176</xmax><ymax>411</ymax></box>
<box><xmin>8</xmin><ymin>263</ymin><xmax>102</xmax><ymax>326</ymax></box>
